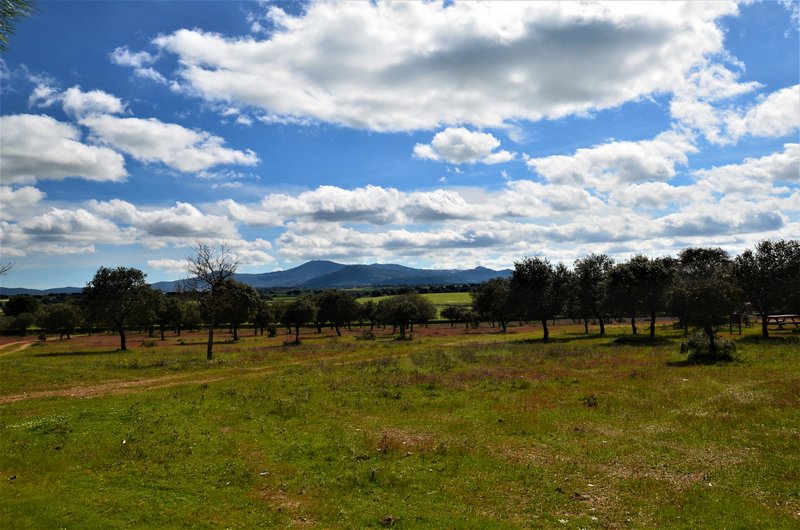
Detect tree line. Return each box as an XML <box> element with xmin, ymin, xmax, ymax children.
<box><xmin>470</xmin><ymin>239</ymin><xmax>799</xmax><ymax>354</ymax></box>
<box><xmin>1</xmin><ymin>239</ymin><xmax>797</xmax><ymax>358</ymax></box>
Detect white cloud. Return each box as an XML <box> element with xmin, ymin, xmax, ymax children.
<box><xmin>146</xmin><ymin>258</ymin><xmax>186</xmax><ymax>272</ymax></box>
<box><xmin>109</xmin><ymin>46</ymin><xmax>168</xmax><ymax>83</ymax></box>
<box><xmin>27</xmin><ymin>84</ymin><xmax>125</xmax><ymax>118</ymax></box>
<box><xmin>726</xmin><ymin>84</ymin><xmax>800</xmax><ymax>141</ymax></box>
<box><xmin>154</xmin><ymin>1</ymin><xmax>738</xmax><ymax>131</ymax></box>
<box><xmin>27</xmin><ymin>83</ymin><xmax>61</xmax><ymax>108</ymax></box>
<box><xmin>61</xmin><ymin>86</ymin><xmax>125</xmax><ymax>118</ymax></box>
<box><xmin>693</xmin><ymin>143</ymin><xmax>800</xmax><ymax>196</ymax></box>
<box><xmin>0</xmin><ymin>185</ymin><xmax>46</xmax><ymax>221</ymax></box>
<box><xmin>526</xmin><ymin>130</ymin><xmax>697</xmax><ymax>190</ymax></box>
<box><xmin>0</xmin><ymin>207</ymin><xmax>133</xmax><ymax>257</ymax></box>
<box><xmin>609</xmin><ymin>182</ymin><xmax>701</xmax><ymax>210</ymax></box>
<box><xmin>0</xmin><ymin>114</ymin><xmax>127</xmax><ymax>184</ymax></box>
<box><xmin>86</xmin><ymin>199</ymin><xmax>239</xmax><ymax>241</ymax></box>
<box><xmin>110</xmin><ymin>46</ymin><xmax>157</xmax><ymax>68</ymax></box>
<box><xmin>132</xmin><ymin>67</ymin><xmax>167</xmax><ymax>84</ymax></box>
<box><xmin>673</xmin><ymin>83</ymin><xmax>800</xmax><ymax>144</ymax></box>
<box><xmin>80</xmin><ymin>115</ymin><xmax>259</xmax><ymax>172</ymax></box>
<box><xmin>218</xmin><ymin>198</ymin><xmax>283</xmax><ymax>227</ymax></box>
<box><xmin>414</xmin><ymin>127</ymin><xmax>514</xmax><ymax>164</ymax></box>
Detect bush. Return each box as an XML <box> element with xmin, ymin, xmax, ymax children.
<box><xmin>356</xmin><ymin>330</ymin><xmax>376</xmax><ymax>341</ymax></box>
<box><xmin>680</xmin><ymin>332</ymin><xmax>736</xmax><ymax>362</ymax></box>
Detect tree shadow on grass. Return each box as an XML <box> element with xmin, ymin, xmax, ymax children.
<box><xmin>604</xmin><ymin>335</ymin><xmax>676</xmax><ymax>347</ymax></box>
<box><xmin>514</xmin><ymin>333</ymin><xmax>609</xmax><ymax>345</ymax></box>
<box><xmin>737</xmin><ymin>335</ymin><xmax>799</xmax><ymax>345</ymax></box>
<box><xmin>667</xmin><ymin>356</ymin><xmax>739</xmax><ymax>367</ymax></box>
<box><xmin>34</xmin><ymin>349</ymin><xmax>122</xmax><ymax>357</ymax></box>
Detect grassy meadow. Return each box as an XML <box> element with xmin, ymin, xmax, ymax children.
<box><xmin>1</xmin><ymin>322</ymin><xmax>798</xmax><ymax>528</ymax></box>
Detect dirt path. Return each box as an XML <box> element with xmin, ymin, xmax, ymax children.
<box><xmin>0</xmin><ymin>350</ymin><xmax>408</xmax><ymax>405</ymax></box>
<box><xmin>0</xmin><ymin>340</ymin><xmax>37</xmax><ymax>357</ymax></box>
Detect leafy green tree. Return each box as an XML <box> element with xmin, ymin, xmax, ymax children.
<box><xmin>511</xmin><ymin>257</ymin><xmax>570</xmax><ymax>341</ymax></box>
<box><xmin>316</xmin><ymin>289</ymin><xmax>360</xmax><ymax>336</ymax></box>
<box><xmin>573</xmin><ymin>254</ymin><xmax>613</xmax><ymax>335</ymax></box>
<box><xmin>410</xmin><ymin>293</ymin><xmax>436</xmax><ymax>330</ymax></box>
<box><xmin>376</xmin><ymin>296</ymin><xmax>417</xmax><ymax>338</ymax></box>
<box><xmin>252</xmin><ymin>300</ymin><xmax>274</xmax><ymax>335</ymax></box>
<box><xmin>215</xmin><ymin>279</ymin><xmax>260</xmax><ymax>341</ymax></box>
<box><xmin>441</xmin><ymin>305</ymin><xmax>469</xmax><ymax>327</ymax></box>
<box><xmin>152</xmin><ymin>293</ymin><xmax>183</xmax><ymax>340</ymax></box>
<box><xmin>5</xmin><ymin>311</ymin><xmax>36</xmax><ymax>336</ymax></box>
<box><xmin>670</xmin><ymin>247</ymin><xmax>740</xmax><ymax>356</ymax></box>
<box><xmin>614</xmin><ymin>255</ymin><xmax>676</xmax><ymax>339</ymax></box>
<box><xmin>186</xmin><ymin>241</ymin><xmax>239</xmax><ymax>360</ymax></box>
<box><xmin>82</xmin><ymin>267</ymin><xmax>151</xmax><ymax>351</ymax></box>
<box><xmin>471</xmin><ymin>277</ymin><xmax>515</xmax><ymax>332</ymax></box>
<box><xmin>735</xmin><ymin>239</ymin><xmax>800</xmax><ymax>338</ymax></box>
<box><xmin>359</xmin><ymin>299</ymin><xmax>378</xmax><ymax>330</ymax></box>
<box><xmin>282</xmin><ymin>296</ymin><xmax>317</xmax><ymax>343</ymax></box>
<box><xmin>4</xmin><ymin>294</ymin><xmax>40</xmax><ymax>317</ymax></box>
<box><xmin>606</xmin><ymin>260</ymin><xmax>641</xmax><ymax>335</ymax></box>
<box><xmin>1</xmin><ymin>0</ymin><xmax>37</xmax><ymax>52</ymax></box>
<box><xmin>38</xmin><ymin>303</ymin><xmax>82</xmax><ymax>339</ymax></box>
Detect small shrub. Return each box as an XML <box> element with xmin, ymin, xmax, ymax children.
<box><xmin>581</xmin><ymin>394</ymin><xmax>598</xmax><ymax>408</ymax></box>
<box><xmin>680</xmin><ymin>332</ymin><xmax>736</xmax><ymax>362</ymax></box>
<box><xmin>267</xmin><ymin>324</ymin><xmax>277</xmax><ymax>337</ymax></box>
<box><xmin>140</xmin><ymin>340</ymin><xmax>157</xmax><ymax>348</ymax></box>
<box><xmin>357</xmin><ymin>330</ymin><xmax>376</xmax><ymax>341</ymax></box>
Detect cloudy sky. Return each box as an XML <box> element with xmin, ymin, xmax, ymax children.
<box><xmin>1</xmin><ymin>0</ymin><xmax>798</xmax><ymax>289</ymax></box>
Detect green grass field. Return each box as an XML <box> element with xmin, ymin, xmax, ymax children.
<box><xmin>1</xmin><ymin>323</ymin><xmax>798</xmax><ymax>528</ymax></box>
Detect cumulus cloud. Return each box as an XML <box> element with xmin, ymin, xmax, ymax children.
<box><xmin>110</xmin><ymin>46</ymin><xmax>167</xmax><ymax>83</ymax></box>
<box><xmin>146</xmin><ymin>258</ymin><xmax>187</xmax><ymax>272</ymax></box>
<box><xmin>526</xmin><ymin>130</ymin><xmax>697</xmax><ymax>190</ymax></box>
<box><xmin>85</xmin><ymin>199</ymin><xmax>239</xmax><ymax>241</ymax></box>
<box><xmin>726</xmin><ymin>84</ymin><xmax>800</xmax><ymax>141</ymax></box>
<box><xmin>27</xmin><ymin>83</ymin><xmax>61</xmax><ymax>108</ymax></box>
<box><xmin>0</xmin><ymin>185</ymin><xmax>46</xmax><ymax>221</ymax></box>
<box><xmin>693</xmin><ymin>143</ymin><xmax>800</xmax><ymax>196</ymax></box>
<box><xmin>673</xmin><ymin>83</ymin><xmax>800</xmax><ymax>144</ymax></box>
<box><xmin>413</xmin><ymin>128</ymin><xmax>514</xmax><ymax>164</ymax></box>
<box><xmin>0</xmin><ymin>114</ymin><xmax>127</xmax><ymax>184</ymax></box>
<box><xmin>0</xmin><ymin>207</ymin><xmax>133</xmax><ymax>257</ymax></box>
<box><xmin>28</xmin><ymin>84</ymin><xmax>125</xmax><ymax>118</ymax></box>
<box><xmin>61</xmin><ymin>86</ymin><xmax>125</xmax><ymax>118</ymax></box>
<box><xmin>153</xmin><ymin>1</ymin><xmax>738</xmax><ymax>131</ymax></box>
<box><xmin>80</xmin><ymin>115</ymin><xmax>259</xmax><ymax>172</ymax></box>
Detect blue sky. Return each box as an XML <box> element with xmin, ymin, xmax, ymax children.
<box><xmin>1</xmin><ymin>0</ymin><xmax>798</xmax><ymax>289</ymax></box>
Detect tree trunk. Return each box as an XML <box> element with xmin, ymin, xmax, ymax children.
<box><xmin>119</xmin><ymin>326</ymin><xmax>127</xmax><ymax>351</ymax></box>
<box><xmin>705</xmin><ymin>325</ymin><xmax>717</xmax><ymax>355</ymax></box>
<box><xmin>541</xmin><ymin>319</ymin><xmax>549</xmax><ymax>342</ymax></box>
<box><xmin>295</xmin><ymin>325</ymin><xmax>300</xmax><ymax>343</ymax></box>
<box><xmin>207</xmin><ymin>320</ymin><xmax>214</xmax><ymax>360</ymax></box>
<box><xmin>650</xmin><ymin>310</ymin><xmax>656</xmax><ymax>340</ymax></box>
<box><xmin>584</xmin><ymin>319</ymin><xmax>589</xmax><ymax>334</ymax></box>
<box><xmin>761</xmin><ymin>313</ymin><xmax>769</xmax><ymax>338</ymax></box>
<box><xmin>233</xmin><ymin>323</ymin><xmax>238</xmax><ymax>341</ymax></box>
<box><xmin>500</xmin><ymin>320</ymin><xmax>507</xmax><ymax>333</ymax></box>
<box><xmin>334</xmin><ymin>323</ymin><xmax>341</xmax><ymax>336</ymax></box>
<box><xmin>160</xmin><ymin>324</ymin><xmax>166</xmax><ymax>341</ymax></box>
<box><xmin>630</xmin><ymin>314</ymin><xmax>637</xmax><ymax>335</ymax></box>
<box><xmin>595</xmin><ymin>312</ymin><xmax>605</xmax><ymax>335</ymax></box>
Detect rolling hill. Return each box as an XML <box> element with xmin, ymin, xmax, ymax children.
<box><xmin>1</xmin><ymin>261</ymin><xmax>511</xmax><ymax>295</ymax></box>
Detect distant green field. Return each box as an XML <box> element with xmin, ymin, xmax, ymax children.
<box><xmin>358</xmin><ymin>291</ymin><xmax>472</xmax><ymax>307</ymax></box>
<box><xmin>1</xmin><ymin>324</ymin><xmax>798</xmax><ymax>528</ymax></box>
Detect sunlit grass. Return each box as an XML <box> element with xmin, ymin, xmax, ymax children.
<box><xmin>1</xmin><ymin>322</ymin><xmax>798</xmax><ymax>527</ymax></box>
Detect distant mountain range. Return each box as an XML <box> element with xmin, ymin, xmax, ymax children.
<box><xmin>0</xmin><ymin>260</ymin><xmax>512</xmax><ymax>295</ymax></box>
